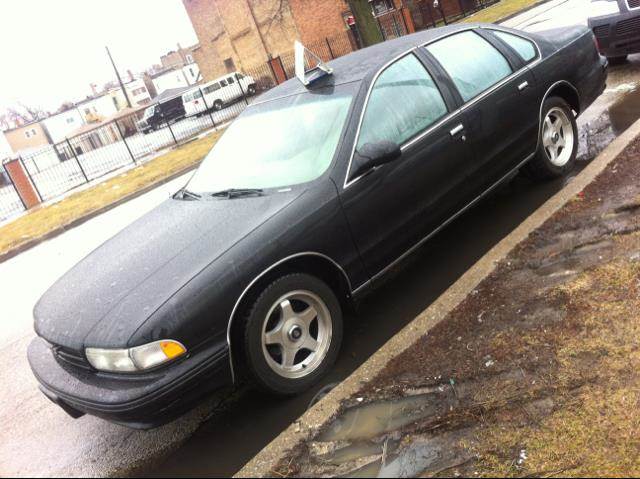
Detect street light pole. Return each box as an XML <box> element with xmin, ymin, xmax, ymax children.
<box><xmin>106</xmin><ymin>46</ymin><xmax>132</xmax><ymax>109</ymax></box>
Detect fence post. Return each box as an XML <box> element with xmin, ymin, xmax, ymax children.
<box><xmin>268</xmin><ymin>56</ymin><xmax>288</xmax><ymax>84</ymax></box>
<box><xmin>235</xmin><ymin>73</ymin><xmax>249</xmax><ymax>106</ymax></box>
<box><xmin>199</xmin><ymin>87</ymin><xmax>217</xmax><ymax>129</ymax></box>
<box><xmin>325</xmin><ymin>37</ymin><xmax>335</xmax><ymax>59</ymax></box>
<box><xmin>114</xmin><ymin>120</ymin><xmax>136</xmax><ymax>164</ymax></box>
<box><xmin>166</xmin><ymin>117</ymin><xmax>179</xmax><ymax>145</ymax></box>
<box><xmin>3</xmin><ymin>158</ymin><xmax>41</xmax><ymax>209</ymax></box>
<box><xmin>66</xmin><ymin>137</ymin><xmax>89</xmax><ymax>183</ymax></box>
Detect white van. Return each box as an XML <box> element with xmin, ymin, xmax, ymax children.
<box><xmin>182</xmin><ymin>72</ymin><xmax>257</xmax><ymax>117</ymax></box>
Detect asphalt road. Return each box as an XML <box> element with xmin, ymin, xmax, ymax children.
<box><xmin>1</xmin><ymin>1</ymin><xmax>640</xmax><ymax>476</ymax></box>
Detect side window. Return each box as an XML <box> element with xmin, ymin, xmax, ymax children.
<box><xmin>426</xmin><ymin>31</ymin><xmax>512</xmax><ymax>102</ymax></box>
<box><xmin>492</xmin><ymin>30</ymin><xmax>537</xmax><ymax>63</ymax></box>
<box><xmin>228</xmin><ymin>76</ymin><xmax>235</xmax><ymax>84</ymax></box>
<box><xmin>357</xmin><ymin>54</ymin><xmax>448</xmax><ymax>149</ymax></box>
<box><xmin>220</xmin><ymin>79</ymin><xmax>228</xmax><ymax>87</ymax></box>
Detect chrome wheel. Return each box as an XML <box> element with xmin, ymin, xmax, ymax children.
<box><xmin>261</xmin><ymin>290</ymin><xmax>332</xmax><ymax>379</ymax></box>
<box><xmin>542</xmin><ymin>107</ymin><xmax>574</xmax><ymax>167</ymax></box>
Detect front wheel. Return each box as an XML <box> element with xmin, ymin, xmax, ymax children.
<box><xmin>213</xmin><ymin>100</ymin><xmax>223</xmax><ymax>111</ymax></box>
<box><xmin>243</xmin><ymin>273</ymin><xmax>343</xmax><ymax>395</ymax></box>
<box><xmin>523</xmin><ymin>96</ymin><xmax>578</xmax><ymax>180</ymax></box>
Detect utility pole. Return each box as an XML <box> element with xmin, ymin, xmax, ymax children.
<box><xmin>106</xmin><ymin>46</ymin><xmax>132</xmax><ymax>109</ymax></box>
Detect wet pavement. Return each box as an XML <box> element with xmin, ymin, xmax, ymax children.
<box><xmin>1</xmin><ymin>4</ymin><xmax>640</xmax><ymax>476</ymax></box>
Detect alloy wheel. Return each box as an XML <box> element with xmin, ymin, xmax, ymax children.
<box><xmin>542</xmin><ymin>107</ymin><xmax>574</xmax><ymax>167</ymax></box>
<box><xmin>261</xmin><ymin>290</ymin><xmax>332</xmax><ymax>380</ymax></box>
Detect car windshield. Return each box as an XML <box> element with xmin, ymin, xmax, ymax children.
<box><xmin>186</xmin><ymin>85</ymin><xmax>355</xmax><ymax>193</ymax></box>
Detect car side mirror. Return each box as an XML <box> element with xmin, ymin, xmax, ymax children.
<box><xmin>351</xmin><ymin>141</ymin><xmax>402</xmax><ymax>179</ymax></box>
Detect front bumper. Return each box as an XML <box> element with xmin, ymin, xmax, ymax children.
<box><xmin>28</xmin><ymin>337</ymin><xmax>232</xmax><ymax>429</ymax></box>
<box><xmin>590</xmin><ymin>9</ymin><xmax>640</xmax><ymax>57</ymax></box>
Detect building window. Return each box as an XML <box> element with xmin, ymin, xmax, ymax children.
<box><xmin>223</xmin><ymin>58</ymin><xmax>236</xmax><ymax>73</ymax></box>
<box><xmin>370</xmin><ymin>0</ymin><xmax>395</xmax><ymax>16</ymax></box>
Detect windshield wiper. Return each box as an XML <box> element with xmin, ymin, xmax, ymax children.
<box><xmin>176</xmin><ymin>188</ymin><xmax>202</xmax><ymax>201</ymax></box>
<box><xmin>210</xmin><ymin>188</ymin><xmax>264</xmax><ymax>199</ymax></box>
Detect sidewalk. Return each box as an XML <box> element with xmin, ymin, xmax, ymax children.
<box><xmin>239</xmin><ymin>121</ymin><xmax>640</xmax><ymax>477</ymax></box>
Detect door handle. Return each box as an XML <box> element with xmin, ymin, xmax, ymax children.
<box><xmin>518</xmin><ymin>81</ymin><xmax>530</xmax><ymax>91</ymax></box>
<box><xmin>450</xmin><ymin>124</ymin><xmax>464</xmax><ymax>137</ymax></box>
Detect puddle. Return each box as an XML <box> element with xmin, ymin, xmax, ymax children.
<box><xmin>318</xmin><ymin>394</ymin><xmax>444</xmax><ymax>443</ymax></box>
<box><xmin>341</xmin><ymin>435</ymin><xmax>472</xmax><ymax>478</ymax></box>
<box><xmin>608</xmin><ymin>84</ymin><xmax>640</xmax><ymax>135</ymax></box>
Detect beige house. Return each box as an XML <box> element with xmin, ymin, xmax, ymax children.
<box><xmin>2</xmin><ymin>121</ymin><xmax>52</xmax><ymax>155</ymax></box>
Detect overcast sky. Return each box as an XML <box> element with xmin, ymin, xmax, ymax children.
<box><xmin>0</xmin><ymin>0</ymin><xmax>199</xmax><ymax>113</ymax></box>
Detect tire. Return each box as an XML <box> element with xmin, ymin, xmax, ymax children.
<box><xmin>247</xmin><ymin>85</ymin><xmax>257</xmax><ymax>96</ymax></box>
<box><xmin>213</xmin><ymin>100</ymin><xmax>223</xmax><ymax>111</ymax></box>
<box><xmin>242</xmin><ymin>273</ymin><xmax>343</xmax><ymax>395</ymax></box>
<box><xmin>522</xmin><ymin>96</ymin><xmax>578</xmax><ymax>180</ymax></box>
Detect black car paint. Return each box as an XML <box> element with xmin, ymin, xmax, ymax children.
<box><xmin>589</xmin><ymin>0</ymin><xmax>640</xmax><ymax>58</ymax></box>
<box><xmin>29</xmin><ymin>24</ymin><xmax>607</xmax><ymax>427</ymax></box>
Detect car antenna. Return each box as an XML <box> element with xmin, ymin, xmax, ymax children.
<box><xmin>294</xmin><ymin>40</ymin><xmax>333</xmax><ymax>87</ymax></box>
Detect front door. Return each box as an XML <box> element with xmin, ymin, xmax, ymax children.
<box><xmin>339</xmin><ymin>53</ymin><xmax>473</xmax><ymax>278</ymax></box>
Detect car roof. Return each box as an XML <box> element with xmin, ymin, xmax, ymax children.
<box><xmin>256</xmin><ymin>23</ymin><xmax>483</xmax><ymax>104</ymax></box>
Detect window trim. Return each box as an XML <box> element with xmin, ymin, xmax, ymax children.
<box><xmin>343</xmin><ymin>26</ymin><xmax>542</xmax><ymax>189</ymax></box>
<box><xmin>486</xmin><ymin>29</ymin><xmax>540</xmax><ymax>65</ymax></box>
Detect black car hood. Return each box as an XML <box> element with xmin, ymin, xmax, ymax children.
<box><xmin>34</xmin><ymin>191</ymin><xmax>301</xmax><ymax>351</ymax></box>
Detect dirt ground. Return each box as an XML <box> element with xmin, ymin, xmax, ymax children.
<box><xmin>273</xmin><ymin>139</ymin><xmax>640</xmax><ymax>478</ymax></box>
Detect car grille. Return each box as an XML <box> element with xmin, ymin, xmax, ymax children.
<box><xmin>54</xmin><ymin>346</ymin><xmax>92</xmax><ymax>371</ymax></box>
<box><xmin>616</xmin><ymin>16</ymin><xmax>640</xmax><ymax>36</ymax></box>
<box><xmin>627</xmin><ymin>0</ymin><xmax>640</xmax><ymax>9</ymax></box>
<box><xmin>593</xmin><ymin>24</ymin><xmax>610</xmax><ymax>38</ymax></box>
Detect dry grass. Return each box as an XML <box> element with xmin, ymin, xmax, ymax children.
<box><xmin>0</xmin><ymin>131</ymin><xmax>221</xmax><ymax>258</ymax></box>
<box><xmin>474</xmin><ymin>245</ymin><xmax>640</xmax><ymax>477</ymax></box>
<box><xmin>461</xmin><ymin>0</ymin><xmax>543</xmax><ymax>24</ymax></box>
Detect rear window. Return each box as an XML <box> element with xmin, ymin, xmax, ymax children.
<box><xmin>426</xmin><ymin>31</ymin><xmax>512</xmax><ymax>102</ymax></box>
<box><xmin>492</xmin><ymin>30</ymin><xmax>537</xmax><ymax>62</ymax></box>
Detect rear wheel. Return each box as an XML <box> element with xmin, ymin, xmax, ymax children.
<box><xmin>243</xmin><ymin>273</ymin><xmax>343</xmax><ymax>395</ymax></box>
<box><xmin>523</xmin><ymin>97</ymin><xmax>577</xmax><ymax>180</ymax></box>
<box><xmin>213</xmin><ymin>100</ymin><xmax>223</xmax><ymax>111</ymax></box>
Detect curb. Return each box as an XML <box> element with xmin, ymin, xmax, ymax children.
<box><xmin>0</xmin><ymin>163</ymin><xmax>198</xmax><ymax>264</ymax></box>
<box><xmin>236</xmin><ymin>118</ymin><xmax>640</xmax><ymax>478</ymax></box>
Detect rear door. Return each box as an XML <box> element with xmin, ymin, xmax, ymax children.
<box><xmin>339</xmin><ymin>53</ymin><xmax>473</xmax><ymax>278</ymax></box>
<box><xmin>424</xmin><ymin>29</ymin><xmax>540</xmax><ymax>191</ymax></box>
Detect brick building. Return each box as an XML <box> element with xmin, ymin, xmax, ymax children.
<box><xmin>181</xmin><ymin>0</ymin><xmax>354</xmax><ymax>81</ymax></box>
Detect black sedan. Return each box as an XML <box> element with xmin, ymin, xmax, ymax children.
<box><xmin>28</xmin><ymin>23</ymin><xmax>607</xmax><ymax>428</ymax></box>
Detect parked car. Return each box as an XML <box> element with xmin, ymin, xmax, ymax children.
<box><xmin>28</xmin><ymin>24</ymin><xmax>607</xmax><ymax>429</ymax></box>
<box><xmin>589</xmin><ymin>0</ymin><xmax>640</xmax><ymax>62</ymax></box>
<box><xmin>136</xmin><ymin>96</ymin><xmax>186</xmax><ymax>134</ymax></box>
<box><xmin>182</xmin><ymin>72</ymin><xmax>257</xmax><ymax>117</ymax></box>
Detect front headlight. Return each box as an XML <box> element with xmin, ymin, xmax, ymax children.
<box><xmin>85</xmin><ymin>340</ymin><xmax>187</xmax><ymax>373</ymax></box>
<box><xmin>589</xmin><ymin>0</ymin><xmax>620</xmax><ymax>18</ymax></box>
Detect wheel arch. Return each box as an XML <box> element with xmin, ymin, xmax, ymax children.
<box><xmin>226</xmin><ymin>252</ymin><xmax>354</xmax><ymax>383</ymax></box>
<box><xmin>536</xmin><ymin>80</ymin><xmax>580</xmax><ymax>152</ymax></box>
